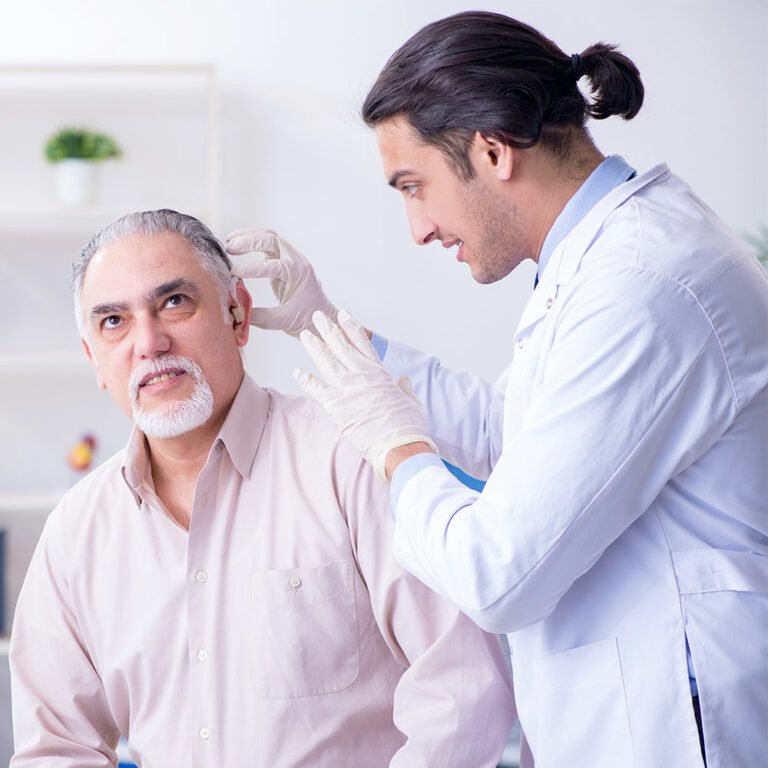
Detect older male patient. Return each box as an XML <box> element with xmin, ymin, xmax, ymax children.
<box><xmin>9</xmin><ymin>210</ymin><xmax>516</xmax><ymax>767</ymax></box>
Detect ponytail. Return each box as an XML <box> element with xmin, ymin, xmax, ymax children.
<box><xmin>578</xmin><ymin>43</ymin><xmax>644</xmax><ymax>120</ymax></box>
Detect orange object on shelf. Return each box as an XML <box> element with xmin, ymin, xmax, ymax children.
<box><xmin>67</xmin><ymin>434</ymin><xmax>97</xmax><ymax>472</ymax></box>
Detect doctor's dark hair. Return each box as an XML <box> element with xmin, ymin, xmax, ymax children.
<box><xmin>72</xmin><ymin>209</ymin><xmax>233</xmax><ymax>336</ymax></box>
<box><xmin>362</xmin><ymin>11</ymin><xmax>644</xmax><ymax>180</ymax></box>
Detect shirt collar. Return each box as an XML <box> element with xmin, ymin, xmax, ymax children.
<box><xmin>216</xmin><ymin>374</ymin><xmax>271</xmax><ymax>479</ymax></box>
<box><xmin>120</xmin><ymin>373</ymin><xmax>271</xmax><ymax>504</ymax></box>
<box><xmin>537</xmin><ymin>154</ymin><xmax>636</xmax><ymax>280</ymax></box>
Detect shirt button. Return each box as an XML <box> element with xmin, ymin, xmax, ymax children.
<box><xmin>199</xmin><ymin>727</ymin><xmax>210</xmax><ymax>740</ymax></box>
<box><xmin>545</xmin><ymin>297</ymin><xmax>554</xmax><ymax>309</ymax></box>
<box><xmin>517</xmin><ymin>338</ymin><xmax>525</xmax><ymax>349</ymax></box>
<box><xmin>289</xmin><ymin>574</ymin><xmax>302</xmax><ymax>590</ymax></box>
<box><xmin>201</xmin><ymin>493</ymin><xmax>208</xmax><ymax>507</ymax></box>
<box><xmin>198</xmin><ymin>649</ymin><xmax>208</xmax><ymax>661</ymax></box>
<box><xmin>195</xmin><ymin>569</ymin><xmax>208</xmax><ymax>583</ymax></box>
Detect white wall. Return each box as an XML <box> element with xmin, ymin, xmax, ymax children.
<box><xmin>2</xmin><ymin>0</ymin><xmax>766</xmax><ymax>410</ymax></box>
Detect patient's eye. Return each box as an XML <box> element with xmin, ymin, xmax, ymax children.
<box><xmin>101</xmin><ymin>315</ymin><xmax>123</xmax><ymax>330</ymax></box>
<box><xmin>164</xmin><ymin>294</ymin><xmax>186</xmax><ymax>309</ymax></box>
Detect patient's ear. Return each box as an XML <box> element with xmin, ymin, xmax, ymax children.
<box><xmin>82</xmin><ymin>337</ymin><xmax>106</xmax><ymax>390</ymax></box>
<box><xmin>230</xmin><ymin>279</ymin><xmax>252</xmax><ymax>347</ymax></box>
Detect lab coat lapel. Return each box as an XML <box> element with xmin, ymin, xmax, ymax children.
<box><xmin>513</xmin><ymin>164</ymin><xmax>671</xmax><ymax>339</ymax></box>
<box><xmin>556</xmin><ymin>163</ymin><xmax>670</xmax><ymax>286</ymax></box>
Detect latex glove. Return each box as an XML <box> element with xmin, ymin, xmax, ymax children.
<box><xmin>295</xmin><ymin>310</ymin><xmax>437</xmax><ymax>480</ymax></box>
<box><xmin>225</xmin><ymin>228</ymin><xmax>338</xmax><ymax>337</ymax></box>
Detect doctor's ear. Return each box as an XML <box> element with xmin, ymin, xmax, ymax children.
<box><xmin>469</xmin><ymin>132</ymin><xmax>515</xmax><ymax>181</ymax></box>
<box><xmin>81</xmin><ymin>337</ymin><xmax>107</xmax><ymax>390</ymax></box>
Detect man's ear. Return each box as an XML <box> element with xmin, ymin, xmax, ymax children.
<box><xmin>81</xmin><ymin>337</ymin><xmax>107</xmax><ymax>390</ymax></box>
<box><xmin>230</xmin><ymin>279</ymin><xmax>252</xmax><ymax>347</ymax></box>
<box><xmin>469</xmin><ymin>131</ymin><xmax>515</xmax><ymax>182</ymax></box>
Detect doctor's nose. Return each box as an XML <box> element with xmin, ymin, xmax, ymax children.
<box><xmin>133</xmin><ymin>316</ymin><xmax>172</xmax><ymax>360</ymax></box>
<box><xmin>406</xmin><ymin>206</ymin><xmax>437</xmax><ymax>246</ymax></box>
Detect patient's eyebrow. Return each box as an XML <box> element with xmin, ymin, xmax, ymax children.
<box><xmin>146</xmin><ymin>278</ymin><xmax>200</xmax><ymax>303</ymax></box>
<box><xmin>90</xmin><ymin>301</ymin><xmax>129</xmax><ymax>321</ymax></box>
<box><xmin>89</xmin><ymin>278</ymin><xmax>201</xmax><ymax>323</ymax></box>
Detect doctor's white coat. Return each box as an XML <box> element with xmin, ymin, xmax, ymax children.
<box><xmin>384</xmin><ymin>166</ymin><xmax>768</xmax><ymax>767</ymax></box>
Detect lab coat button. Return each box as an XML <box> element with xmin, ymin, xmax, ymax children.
<box><xmin>290</xmin><ymin>574</ymin><xmax>302</xmax><ymax>590</ymax></box>
<box><xmin>198</xmin><ymin>649</ymin><xmax>208</xmax><ymax>661</ymax></box>
<box><xmin>546</xmin><ymin>297</ymin><xmax>554</xmax><ymax>309</ymax></box>
<box><xmin>195</xmin><ymin>569</ymin><xmax>208</xmax><ymax>583</ymax></box>
<box><xmin>517</xmin><ymin>338</ymin><xmax>525</xmax><ymax>349</ymax></box>
<box><xmin>199</xmin><ymin>727</ymin><xmax>210</xmax><ymax>740</ymax></box>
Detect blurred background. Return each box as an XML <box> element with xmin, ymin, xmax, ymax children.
<box><xmin>0</xmin><ymin>0</ymin><xmax>765</xmax><ymax>765</ymax></box>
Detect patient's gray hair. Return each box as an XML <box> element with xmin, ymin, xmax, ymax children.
<box><xmin>72</xmin><ymin>209</ymin><xmax>232</xmax><ymax>337</ymax></box>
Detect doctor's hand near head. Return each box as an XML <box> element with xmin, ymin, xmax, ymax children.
<box><xmin>231</xmin><ymin>11</ymin><xmax>768</xmax><ymax>768</ymax></box>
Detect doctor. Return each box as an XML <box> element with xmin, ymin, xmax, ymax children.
<box><xmin>227</xmin><ymin>11</ymin><xmax>768</xmax><ymax>768</ymax></box>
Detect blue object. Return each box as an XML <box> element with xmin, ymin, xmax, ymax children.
<box><xmin>443</xmin><ymin>461</ymin><xmax>485</xmax><ymax>492</ymax></box>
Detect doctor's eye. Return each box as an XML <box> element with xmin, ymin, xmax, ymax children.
<box><xmin>402</xmin><ymin>184</ymin><xmax>419</xmax><ymax>199</ymax></box>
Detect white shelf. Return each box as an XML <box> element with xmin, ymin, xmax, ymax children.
<box><xmin>0</xmin><ymin>206</ymin><xmax>214</xmax><ymax>235</ymax></box>
<box><xmin>0</xmin><ymin>352</ymin><xmax>89</xmax><ymax>370</ymax></box>
<box><xmin>0</xmin><ymin>63</ymin><xmax>215</xmax><ymax>93</ymax></box>
<box><xmin>0</xmin><ymin>492</ymin><xmax>60</xmax><ymax>514</ymax></box>
<box><xmin>0</xmin><ymin>208</ymin><xmax>136</xmax><ymax>235</ymax></box>
<box><xmin>0</xmin><ymin>62</ymin><xmax>220</xmax><ymax>230</ymax></box>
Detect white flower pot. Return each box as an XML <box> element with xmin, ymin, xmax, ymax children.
<box><xmin>54</xmin><ymin>159</ymin><xmax>99</xmax><ymax>207</ymax></box>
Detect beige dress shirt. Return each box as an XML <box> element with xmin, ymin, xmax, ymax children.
<box><xmin>10</xmin><ymin>375</ymin><xmax>516</xmax><ymax>767</ymax></box>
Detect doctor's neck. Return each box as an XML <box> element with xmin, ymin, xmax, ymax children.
<box><xmin>518</xmin><ymin>133</ymin><xmax>605</xmax><ymax>264</ymax></box>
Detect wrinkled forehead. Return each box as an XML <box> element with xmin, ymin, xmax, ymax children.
<box><xmin>83</xmin><ymin>232</ymin><xmax>212</xmax><ymax>305</ymax></box>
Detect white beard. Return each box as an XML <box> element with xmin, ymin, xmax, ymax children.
<box><xmin>129</xmin><ymin>355</ymin><xmax>214</xmax><ymax>439</ymax></box>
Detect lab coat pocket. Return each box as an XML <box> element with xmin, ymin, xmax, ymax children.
<box><xmin>251</xmin><ymin>562</ymin><xmax>360</xmax><ymax>698</ymax></box>
<box><xmin>529</xmin><ymin>638</ymin><xmax>634</xmax><ymax>767</ymax></box>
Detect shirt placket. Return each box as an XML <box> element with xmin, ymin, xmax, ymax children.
<box><xmin>186</xmin><ymin>447</ymin><xmax>222</xmax><ymax>767</ymax></box>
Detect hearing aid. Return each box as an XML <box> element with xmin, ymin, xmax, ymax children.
<box><xmin>229</xmin><ymin>276</ymin><xmax>245</xmax><ymax>324</ymax></box>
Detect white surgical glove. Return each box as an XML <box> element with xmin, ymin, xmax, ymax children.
<box><xmin>295</xmin><ymin>310</ymin><xmax>437</xmax><ymax>480</ymax></box>
<box><xmin>225</xmin><ymin>228</ymin><xmax>338</xmax><ymax>337</ymax></box>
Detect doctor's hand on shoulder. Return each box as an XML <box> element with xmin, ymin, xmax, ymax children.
<box><xmin>295</xmin><ymin>310</ymin><xmax>437</xmax><ymax>481</ymax></box>
<box><xmin>225</xmin><ymin>227</ymin><xmax>338</xmax><ymax>337</ymax></box>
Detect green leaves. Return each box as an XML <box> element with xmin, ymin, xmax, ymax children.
<box><xmin>744</xmin><ymin>224</ymin><xmax>768</xmax><ymax>269</ymax></box>
<box><xmin>44</xmin><ymin>128</ymin><xmax>122</xmax><ymax>162</ymax></box>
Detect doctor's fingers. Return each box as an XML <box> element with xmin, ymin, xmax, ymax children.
<box><xmin>247</xmin><ymin>305</ymin><xmax>299</xmax><ymax>331</ymax></box>
<box><xmin>311</xmin><ymin>311</ymin><xmax>374</xmax><ymax>372</ymax></box>
<box><xmin>225</xmin><ymin>228</ymin><xmax>280</xmax><ymax>256</ymax></box>
<box><xmin>230</xmin><ymin>258</ymin><xmax>290</xmax><ymax>283</ymax></box>
<box><xmin>337</xmin><ymin>309</ymin><xmax>378</xmax><ymax>363</ymax></box>
<box><xmin>293</xmin><ymin>367</ymin><xmax>334</xmax><ymax>407</ymax></box>
<box><xmin>299</xmin><ymin>328</ymin><xmax>350</xmax><ymax>385</ymax></box>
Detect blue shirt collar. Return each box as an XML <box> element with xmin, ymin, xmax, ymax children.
<box><xmin>537</xmin><ymin>154</ymin><xmax>636</xmax><ymax>280</ymax></box>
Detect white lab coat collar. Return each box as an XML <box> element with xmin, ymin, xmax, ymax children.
<box><xmin>515</xmin><ymin>164</ymin><xmax>671</xmax><ymax>338</ymax></box>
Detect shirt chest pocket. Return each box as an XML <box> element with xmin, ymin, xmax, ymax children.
<box><xmin>250</xmin><ymin>563</ymin><xmax>360</xmax><ymax>698</ymax></box>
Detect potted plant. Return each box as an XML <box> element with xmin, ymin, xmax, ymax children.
<box><xmin>44</xmin><ymin>127</ymin><xmax>122</xmax><ymax>207</ymax></box>
<box><xmin>744</xmin><ymin>224</ymin><xmax>768</xmax><ymax>271</ymax></box>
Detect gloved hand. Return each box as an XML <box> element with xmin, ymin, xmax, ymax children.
<box><xmin>225</xmin><ymin>228</ymin><xmax>338</xmax><ymax>337</ymax></box>
<box><xmin>295</xmin><ymin>310</ymin><xmax>437</xmax><ymax>480</ymax></box>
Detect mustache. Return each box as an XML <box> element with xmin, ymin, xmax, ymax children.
<box><xmin>128</xmin><ymin>355</ymin><xmax>203</xmax><ymax>402</ymax></box>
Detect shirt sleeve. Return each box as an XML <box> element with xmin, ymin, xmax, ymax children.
<box><xmin>392</xmin><ymin>268</ymin><xmax>738</xmax><ymax>633</ymax></box>
<box><xmin>380</xmin><ymin>338</ymin><xmax>507</xmax><ymax>479</ymax></box>
<box><xmin>340</xmin><ymin>452</ymin><xmax>517</xmax><ymax>768</ymax></box>
<box><xmin>10</xmin><ymin>507</ymin><xmax>121</xmax><ymax>767</ymax></box>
